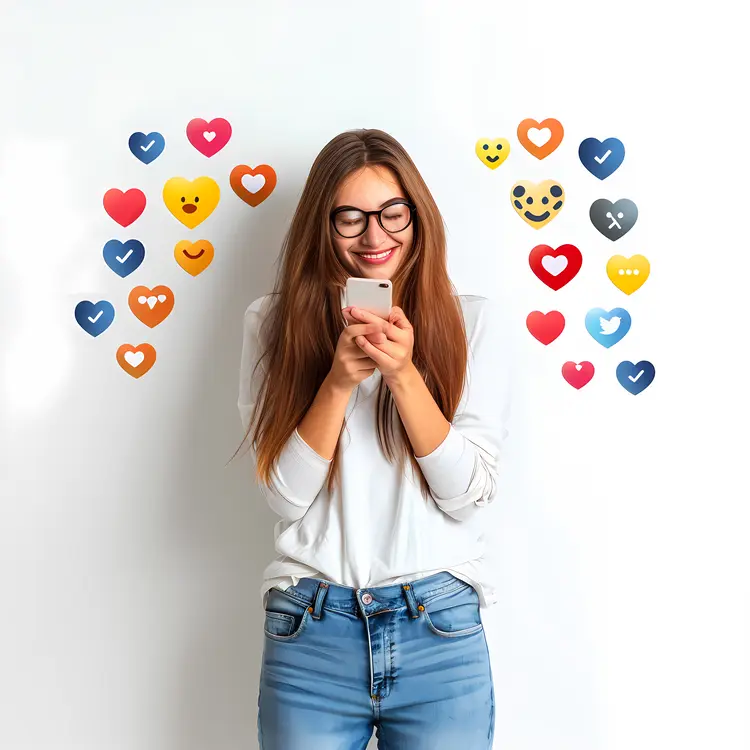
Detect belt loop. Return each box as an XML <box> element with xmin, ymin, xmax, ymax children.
<box><xmin>401</xmin><ymin>583</ymin><xmax>422</xmax><ymax>619</ymax></box>
<box><xmin>310</xmin><ymin>581</ymin><xmax>329</xmax><ymax>620</ymax></box>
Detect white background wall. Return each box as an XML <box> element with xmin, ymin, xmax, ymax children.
<box><xmin>1</xmin><ymin>2</ymin><xmax>747</xmax><ymax>749</ymax></box>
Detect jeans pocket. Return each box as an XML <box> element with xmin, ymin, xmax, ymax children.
<box><xmin>263</xmin><ymin>588</ymin><xmax>312</xmax><ymax>641</ymax></box>
<box><xmin>422</xmin><ymin>583</ymin><xmax>484</xmax><ymax>638</ymax></box>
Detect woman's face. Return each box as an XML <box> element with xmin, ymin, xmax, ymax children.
<box><xmin>331</xmin><ymin>165</ymin><xmax>414</xmax><ymax>279</ymax></box>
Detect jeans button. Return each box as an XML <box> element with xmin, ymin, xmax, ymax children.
<box><xmin>361</xmin><ymin>592</ymin><xmax>373</xmax><ymax>605</ymax></box>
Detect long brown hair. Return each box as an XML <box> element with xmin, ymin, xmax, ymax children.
<box><xmin>232</xmin><ymin>128</ymin><xmax>469</xmax><ymax>503</ymax></box>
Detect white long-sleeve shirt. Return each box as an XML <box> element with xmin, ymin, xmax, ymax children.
<box><xmin>238</xmin><ymin>290</ymin><xmax>511</xmax><ymax>609</ymax></box>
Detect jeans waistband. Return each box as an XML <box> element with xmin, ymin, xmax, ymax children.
<box><xmin>272</xmin><ymin>570</ymin><xmax>472</xmax><ymax>621</ymax></box>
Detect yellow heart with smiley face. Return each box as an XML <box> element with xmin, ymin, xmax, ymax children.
<box><xmin>606</xmin><ymin>254</ymin><xmax>650</xmax><ymax>294</ymax></box>
<box><xmin>510</xmin><ymin>179</ymin><xmax>565</xmax><ymax>229</ymax></box>
<box><xmin>174</xmin><ymin>240</ymin><xmax>215</xmax><ymax>276</ymax></box>
<box><xmin>475</xmin><ymin>138</ymin><xmax>510</xmax><ymax>169</ymax></box>
<box><xmin>163</xmin><ymin>176</ymin><xmax>220</xmax><ymax>229</ymax></box>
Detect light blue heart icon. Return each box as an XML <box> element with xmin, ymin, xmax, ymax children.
<box><xmin>585</xmin><ymin>307</ymin><xmax>631</xmax><ymax>347</ymax></box>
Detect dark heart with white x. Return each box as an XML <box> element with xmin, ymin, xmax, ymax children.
<box><xmin>589</xmin><ymin>198</ymin><xmax>638</xmax><ymax>241</ymax></box>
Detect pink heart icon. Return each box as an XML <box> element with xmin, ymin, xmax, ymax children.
<box><xmin>561</xmin><ymin>361</ymin><xmax>595</xmax><ymax>389</ymax></box>
<box><xmin>186</xmin><ymin>117</ymin><xmax>232</xmax><ymax>157</ymax></box>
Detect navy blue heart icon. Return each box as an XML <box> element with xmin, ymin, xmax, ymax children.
<box><xmin>75</xmin><ymin>300</ymin><xmax>115</xmax><ymax>337</ymax></box>
<box><xmin>616</xmin><ymin>360</ymin><xmax>655</xmax><ymax>394</ymax></box>
<box><xmin>128</xmin><ymin>131</ymin><xmax>165</xmax><ymax>164</ymax></box>
<box><xmin>579</xmin><ymin>137</ymin><xmax>625</xmax><ymax>180</ymax></box>
<box><xmin>103</xmin><ymin>239</ymin><xmax>145</xmax><ymax>277</ymax></box>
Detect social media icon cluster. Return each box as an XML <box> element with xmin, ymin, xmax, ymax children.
<box><xmin>476</xmin><ymin>118</ymin><xmax>655</xmax><ymax>395</ymax></box>
<box><xmin>74</xmin><ymin>117</ymin><xmax>277</xmax><ymax>378</ymax></box>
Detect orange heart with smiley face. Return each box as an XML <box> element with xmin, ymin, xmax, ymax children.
<box><xmin>174</xmin><ymin>240</ymin><xmax>214</xmax><ymax>276</ymax></box>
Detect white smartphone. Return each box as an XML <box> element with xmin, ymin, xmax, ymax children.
<box><xmin>345</xmin><ymin>277</ymin><xmax>392</xmax><ymax>321</ymax></box>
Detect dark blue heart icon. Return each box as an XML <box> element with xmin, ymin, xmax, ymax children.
<box><xmin>616</xmin><ymin>360</ymin><xmax>655</xmax><ymax>395</ymax></box>
<box><xmin>128</xmin><ymin>131</ymin><xmax>165</xmax><ymax>164</ymax></box>
<box><xmin>579</xmin><ymin>137</ymin><xmax>625</xmax><ymax>180</ymax></box>
<box><xmin>75</xmin><ymin>300</ymin><xmax>115</xmax><ymax>337</ymax></box>
<box><xmin>103</xmin><ymin>239</ymin><xmax>145</xmax><ymax>277</ymax></box>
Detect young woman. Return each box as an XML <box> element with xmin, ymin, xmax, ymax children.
<box><xmin>237</xmin><ymin>128</ymin><xmax>509</xmax><ymax>749</ymax></box>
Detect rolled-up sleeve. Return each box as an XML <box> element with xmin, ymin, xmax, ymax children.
<box><xmin>238</xmin><ymin>297</ymin><xmax>332</xmax><ymax>522</ymax></box>
<box><xmin>414</xmin><ymin>296</ymin><xmax>511</xmax><ymax>522</ymax></box>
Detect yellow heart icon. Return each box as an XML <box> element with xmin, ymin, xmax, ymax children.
<box><xmin>510</xmin><ymin>179</ymin><xmax>565</xmax><ymax>229</ymax></box>
<box><xmin>475</xmin><ymin>138</ymin><xmax>510</xmax><ymax>169</ymax></box>
<box><xmin>606</xmin><ymin>254</ymin><xmax>650</xmax><ymax>294</ymax></box>
<box><xmin>163</xmin><ymin>176</ymin><xmax>220</xmax><ymax>229</ymax></box>
<box><xmin>174</xmin><ymin>240</ymin><xmax>215</xmax><ymax>276</ymax></box>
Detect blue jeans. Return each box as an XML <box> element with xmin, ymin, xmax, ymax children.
<box><xmin>258</xmin><ymin>570</ymin><xmax>495</xmax><ymax>749</ymax></box>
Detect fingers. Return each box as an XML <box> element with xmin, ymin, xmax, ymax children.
<box><xmin>346</xmin><ymin>321</ymin><xmax>386</xmax><ymax>338</ymax></box>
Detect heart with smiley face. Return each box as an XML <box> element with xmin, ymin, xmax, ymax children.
<box><xmin>510</xmin><ymin>180</ymin><xmax>565</xmax><ymax>229</ymax></box>
<box><xmin>475</xmin><ymin>138</ymin><xmax>510</xmax><ymax>169</ymax></box>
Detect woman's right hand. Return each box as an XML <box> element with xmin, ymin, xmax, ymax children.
<box><xmin>327</xmin><ymin>311</ymin><xmax>389</xmax><ymax>392</ymax></box>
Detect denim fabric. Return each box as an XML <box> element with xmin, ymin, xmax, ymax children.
<box><xmin>258</xmin><ymin>570</ymin><xmax>495</xmax><ymax>749</ymax></box>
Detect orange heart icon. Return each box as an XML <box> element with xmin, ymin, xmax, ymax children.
<box><xmin>230</xmin><ymin>164</ymin><xmax>277</xmax><ymax>207</ymax></box>
<box><xmin>517</xmin><ymin>117</ymin><xmax>564</xmax><ymax>160</ymax></box>
<box><xmin>116</xmin><ymin>343</ymin><xmax>156</xmax><ymax>378</ymax></box>
<box><xmin>128</xmin><ymin>285</ymin><xmax>175</xmax><ymax>328</ymax></box>
<box><xmin>174</xmin><ymin>240</ymin><xmax>214</xmax><ymax>276</ymax></box>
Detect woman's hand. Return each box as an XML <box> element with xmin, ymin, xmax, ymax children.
<box><xmin>328</xmin><ymin>312</ymin><xmax>390</xmax><ymax>393</ymax></box>
<box><xmin>343</xmin><ymin>305</ymin><xmax>415</xmax><ymax>384</ymax></box>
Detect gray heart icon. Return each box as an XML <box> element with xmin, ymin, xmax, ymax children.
<box><xmin>589</xmin><ymin>198</ymin><xmax>638</xmax><ymax>241</ymax></box>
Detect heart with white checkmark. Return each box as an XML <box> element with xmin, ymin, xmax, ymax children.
<box><xmin>103</xmin><ymin>239</ymin><xmax>145</xmax><ymax>277</ymax></box>
<box><xmin>616</xmin><ymin>360</ymin><xmax>655</xmax><ymax>394</ymax></box>
<box><xmin>128</xmin><ymin>131</ymin><xmax>165</xmax><ymax>164</ymax></box>
<box><xmin>75</xmin><ymin>300</ymin><xmax>115</xmax><ymax>337</ymax></box>
<box><xmin>579</xmin><ymin>137</ymin><xmax>625</xmax><ymax>180</ymax></box>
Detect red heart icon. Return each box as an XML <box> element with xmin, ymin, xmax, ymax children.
<box><xmin>103</xmin><ymin>188</ymin><xmax>146</xmax><ymax>227</ymax></box>
<box><xmin>186</xmin><ymin>117</ymin><xmax>232</xmax><ymax>157</ymax></box>
<box><xmin>561</xmin><ymin>361</ymin><xmax>595</xmax><ymax>389</ymax></box>
<box><xmin>529</xmin><ymin>243</ymin><xmax>582</xmax><ymax>290</ymax></box>
<box><xmin>526</xmin><ymin>310</ymin><xmax>565</xmax><ymax>344</ymax></box>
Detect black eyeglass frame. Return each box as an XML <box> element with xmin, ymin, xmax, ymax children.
<box><xmin>329</xmin><ymin>201</ymin><xmax>418</xmax><ymax>238</ymax></box>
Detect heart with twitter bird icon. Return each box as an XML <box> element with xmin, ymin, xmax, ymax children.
<box><xmin>585</xmin><ymin>307</ymin><xmax>631</xmax><ymax>348</ymax></box>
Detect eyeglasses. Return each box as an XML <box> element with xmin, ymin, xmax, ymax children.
<box><xmin>330</xmin><ymin>201</ymin><xmax>417</xmax><ymax>238</ymax></box>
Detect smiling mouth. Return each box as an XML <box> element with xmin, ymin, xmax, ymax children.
<box><xmin>182</xmin><ymin>248</ymin><xmax>205</xmax><ymax>260</ymax></box>
<box><xmin>524</xmin><ymin>210</ymin><xmax>551</xmax><ymax>222</ymax></box>
<box><xmin>486</xmin><ymin>155</ymin><xmax>499</xmax><ymax>162</ymax></box>
<box><xmin>356</xmin><ymin>245</ymin><xmax>398</xmax><ymax>257</ymax></box>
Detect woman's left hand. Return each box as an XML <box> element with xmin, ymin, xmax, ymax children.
<box><xmin>342</xmin><ymin>305</ymin><xmax>414</xmax><ymax>382</ymax></box>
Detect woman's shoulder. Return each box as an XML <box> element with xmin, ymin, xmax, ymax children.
<box><xmin>244</xmin><ymin>293</ymin><xmax>277</xmax><ymax>320</ymax></box>
<box><xmin>455</xmin><ymin>294</ymin><xmax>509</xmax><ymax>347</ymax></box>
<box><xmin>455</xmin><ymin>293</ymin><xmax>495</xmax><ymax>324</ymax></box>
